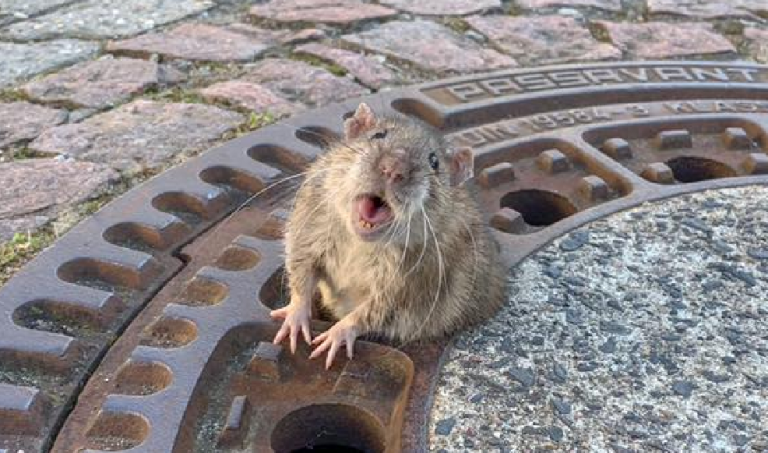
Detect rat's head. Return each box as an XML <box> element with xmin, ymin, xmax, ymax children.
<box><xmin>330</xmin><ymin>103</ymin><xmax>474</xmax><ymax>243</ymax></box>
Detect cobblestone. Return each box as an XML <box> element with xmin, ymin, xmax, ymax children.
<box><xmin>0</xmin><ymin>0</ymin><xmax>73</xmax><ymax>24</ymax></box>
<box><xmin>342</xmin><ymin>20</ymin><xmax>516</xmax><ymax>73</ymax></box>
<box><xmin>107</xmin><ymin>24</ymin><xmax>275</xmax><ymax>63</ymax></box>
<box><xmin>379</xmin><ymin>0</ymin><xmax>500</xmax><ymax>16</ymax></box>
<box><xmin>200</xmin><ymin>81</ymin><xmax>300</xmax><ymax>117</ymax></box>
<box><xmin>2</xmin><ymin>0</ymin><xmax>214</xmax><ymax>40</ymax></box>
<box><xmin>22</xmin><ymin>56</ymin><xmax>179</xmax><ymax>109</ymax></box>
<box><xmin>744</xmin><ymin>28</ymin><xmax>768</xmax><ymax>64</ymax></box>
<box><xmin>295</xmin><ymin>43</ymin><xmax>400</xmax><ymax>89</ymax></box>
<box><xmin>467</xmin><ymin>15</ymin><xmax>620</xmax><ymax>66</ymax></box>
<box><xmin>517</xmin><ymin>0</ymin><xmax>622</xmax><ymax>12</ymax></box>
<box><xmin>241</xmin><ymin>58</ymin><xmax>367</xmax><ymax>107</ymax></box>
<box><xmin>0</xmin><ymin>159</ymin><xmax>117</xmax><ymax>241</ymax></box>
<box><xmin>596</xmin><ymin>21</ymin><xmax>736</xmax><ymax>60</ymax></box>
<box><xmin>0</xmin><ymin>40</ymin><xmax>99</xmax><ymax>89</ymax></box>
<box><xmin>249</xmin><ymin>0</ymin><xmax>396</xmax><ymax>26</ymax></box>
<box><xmin>0</xmin><ymin>102</ymin><xmax>68</xmax><ymax>149</ymax></box>
<box><xmin>647</xmin><ymin>0</ymin><xmax>768</xmax><ymax>20</ymax></box>
<box><xmin>29</xmin><ymin>100</ymin><xmax>243</xmax><ymax>173</ymax></box>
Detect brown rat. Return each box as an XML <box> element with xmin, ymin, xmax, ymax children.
<box><xmin>271</xmin><ymin>102</ymin><xmax>507</xmax><ymax>368</ymax></box>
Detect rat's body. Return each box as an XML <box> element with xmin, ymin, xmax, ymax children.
<box><xmin>271</xmin><ymin>103</ymin><xmax>506</xmax><ymax>367</ymax></box>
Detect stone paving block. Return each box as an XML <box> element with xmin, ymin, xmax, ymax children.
<box><xmin>0</xmin><ymin>0</ymin><xmax>74</xmax><ymax>24</ymax></box>
<box><xmin>647</xmin><ymin>0</ymin><xmax>768</xmax><ymax>19</ymax></box>
<box><xmin>22</xmin><ymin>56</ymin><xmax>179</xmax><ymax>110</ymax></box>
<box><xmin>0</xmin><ymin>102</ymin><xmax>68</xmax><ymax>149</ymax></box>
<box><xmin>3</xmin><ymin>0</ymin><xmax>214</xmax><ymax>40</ymax></box>
<box><xmin>379</xmin><ymin>0</ymin><xmax>500</xmax><ymax>15</ymax></box>
<box><xmin>107</xmin><ymin>23</ymin><xmax>275</xmax><ymax>63</ymax></box>
<box><xmin>241</xmin><ymin>58</ymin><xmax>367</xmax><ymax>107</ymax></box>
<box><xmin>744</xmin><ymin>28</ymin><xmax>768</xmax><ymax>64</ymax></box>
<box><xmin>29</xmin><ymin>100</ymin><xmax>243</xmax><ymax>173</ymax></box>
<box><xmin>342</xmin><ymin>20</ymin><xmax>516</xmax><ymax>74</ymax></box>
<box><xmin>0</xmin><ymin>40</ymin><xmax>100</xmax><ymax>89</ymax></box>
<box><xmin>0</xmin><ymin>158</ymin><xmax>117</xmax><ymax>241</ymax></box>
<box><xmin>249</xmin><ymin>0</ymin><xmax>396</xmax><ymax>25</ymax></box>
<box><xmin>466</xmin><ymin>15</ymin><xmax>620</xmax><ymax>66</ymax></box>
<box><xmin>224</xmin><ymin>23</ymin><xmax>327</xmax><ymax>46</ymax></box>
<box><xmin>295</xmin><ymin>43</ymin><xmax>400</xmax><ymax>89</ymax></box>
<box><xmin>279</xmin><ymin>28</ymin><xmax>327</xmax><ymax>44</ymax></box>
<box><xmin>517</xmin><ymin>0</ymin><xmax>622</xmax><ymax>11</ymax></box>
<box><xmin>200</xmin><ymin>81</ymin><xmax>301</xmax><ymax>117</ymax></box>
<box><xmin>596</xmin><ymin>21</ymin><xmax>736</xmax><ymax>60</ymax></box>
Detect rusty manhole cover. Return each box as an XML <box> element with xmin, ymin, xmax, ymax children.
<box><xmin>1</xmin><ymin>61</ymin><xmax>768</xmax><ymax>453</ymax></box>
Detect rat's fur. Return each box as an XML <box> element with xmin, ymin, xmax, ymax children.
<box><xmin>284</xmin><ymin>106</ymin><xmax>506</xmax><ymax>344</ymax></box>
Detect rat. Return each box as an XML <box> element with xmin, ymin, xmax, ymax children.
<box><xmin>270</xmin><ymin>102</ymin><xmax>507</xmax><ymax>368</ymax></box>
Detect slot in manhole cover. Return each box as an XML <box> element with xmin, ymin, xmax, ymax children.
<box><xmin>0</xmin><ymin>61</ymin><xmax>767</xmax><ymax>452</ymax></box>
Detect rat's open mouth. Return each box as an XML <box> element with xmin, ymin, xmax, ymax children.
<box><xmin>354</xmin><ymin>194</ymin><xmax>393</xmax><ymax>236</ymax></box>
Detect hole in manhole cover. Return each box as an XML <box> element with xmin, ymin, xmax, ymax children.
<box><xmin>0</xmin><ymin>62</ymin><xmax>767</xmax><ymax>452</ymax></box>
<box><xmin>271</xmin><ymin>404</ymin><xmax>385</xmax><ymax>453</ymax></box>
<box><xmin>665</xmin><ymin>155</ymin><xmax>738</xmax><ymax>182</ymax></box>
<box><xmin>500</xmin><ymin>189</ymin><xmax>577</xmax><ymax>226</ymax></box>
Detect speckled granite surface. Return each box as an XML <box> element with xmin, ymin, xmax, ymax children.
<box><xmin>429</xmin><ymin>186</ymin><xmax>768</xmax><ymax>452</ymax></box>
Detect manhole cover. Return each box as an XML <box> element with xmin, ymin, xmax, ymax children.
<box><xmin>1</xmin><ymin>61</ymin><xmax>767</xmax><ymax>452</ymax></box>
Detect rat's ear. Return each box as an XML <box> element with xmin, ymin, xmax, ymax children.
<box><xmin>449</xmin><ymin>147</ymin><xmax>474</xmax><ymax>187</ymax></box>
<box><xmin>344</xmin><ymin>103</ymin><xmax>377</xmax><ymax>140</ymax></box>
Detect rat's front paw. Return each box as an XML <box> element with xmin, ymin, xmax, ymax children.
<box><xmin>270</xmin><ymin>303</ymin><xmax>312</xmax><ymax>354</ymax></box>
<box><xmin>310</xmin><ymin>318</ymin><xmax>360</xmax><ymax>370</ymax></box>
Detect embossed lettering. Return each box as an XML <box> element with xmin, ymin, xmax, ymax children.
<box><xmin>454</xmin><ymin>122</ymin><xmax>520</xmax><ymax>147</ymax></box>
<box><xmin>426</xmin><ymin>66</ymin><xmax>766</xmax><ymax>105</ymax></box>
<box><xmin>714</xmin><ymin>101</ymin><xmax>738</xmax><ymax>112</ymax></box>
<box><xmin>731</xmin><ymin>101</ymin><xmax>768</xmax><ymax>112</ymax></box>
<box><xmin>514</xmin><ymin>74</ymin><xmax>557</xmax><ymax>90</ymax></box>
<box><xmin>447</xmin><ymin>83</ymin><xmax>486</xmax><ymax>102</ymax></box>
<box><xmin>454</xmin><ymin>130</ymin><xmax>488</xmax><ymax>147</ymax></box>
<box><xmin>479</xmin><ymin>122</ymin><xmax>520</xmax><ymax>141</ymax></box>
<box><xmin>584</xmin><ymin>69</ymin><xmax>624</xmax><ymax>84</ymax></box>
<box><xmin>655</xmin><ymin>67</ymin><xmax>694</xmax><ymax>82</ymax></box>
<box><xmin>480</xmin><ymin>78</ymin><xmax>522</xmax><ymax>96</ymax></box>
<box><xmin>691</xmin><ymin>67</ymin><xmax>729</xmax><ymax>82</ymax></box>
<box><xmin>626</xmin><ymin>104</ymin><xmax>650</xmax><ymax>117</ymax></box>
<box><xmin>618</xmin><ymin>68</ymin><xmax>649</xmax><ymax>82</ymax></box>
<box><xmin>727</xmin><ymin>68</ymin><xmax>759</xmax><ymax>82</ymax></box>
<box><xmin>549</xmin><ymin>71</ymin><xmax>590</xmax><ymax>88</ymax></box>
<box><xmin>664</xmin><ymin>102</ymin><xmax>703</xmax><ymax>114</ymax></box>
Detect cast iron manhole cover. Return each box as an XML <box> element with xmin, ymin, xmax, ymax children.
<box><xmin>1</xmin><ymin>61</ymin><xmax>768</xmax><ymax>453</ymax></box>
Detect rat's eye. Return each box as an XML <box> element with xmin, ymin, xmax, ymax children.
<box><xmin>371</xmin><ymin>130</ymin><xmax>388</xmax><ymax>140</ymax></box>
<box><xmin>428</xmin><ymin>152</ymin><xmax>439</xmax><ymax>171</ymax></box>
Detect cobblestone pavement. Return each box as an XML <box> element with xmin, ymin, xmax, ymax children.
<box><xmin>0</xmin><ymin>0</ymin><xmax>767</xmax><ymax>450</ymax></box>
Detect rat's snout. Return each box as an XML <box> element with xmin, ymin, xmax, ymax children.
<box><xmin>379</xmin><ymin>152</ymin><xmax>407</xmax><ymax>185</ymax></box>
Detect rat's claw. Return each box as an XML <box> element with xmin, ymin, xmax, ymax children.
<box><xmin>301</xmin><ymin>322</ymin><xmax>311</xmax><ymax>346</ymax></box>
<box><xmin>271</xmin><ymin>303</ymin><xmax>312</xmax><ymax>353</ymax></box>
<box><xmin>309</xmin><ymin>320</ymin><xmax>359</xmax><ymax>369</ymax></box>
<box><xmin>269</xmin><ymin>307</ymin><xmax>289</xmax><ymax>319</ymax></box>
<box><xmin>346</xmin><ymin>334</ymin><xmax>356</xmax><ymax>359</ymax></box>
<box><xmin>326</xmin><ymin>341</ymin><xmax>341</xmax><ymax>370</ymax></box>
<box><xmin>273</xmin><ymin>322</ymin><xmax>289</xmax><ymax>345</ymax></box>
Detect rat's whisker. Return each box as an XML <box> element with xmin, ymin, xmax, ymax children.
<box><xmin>458</xmin><ymin>217</ymin><xmax>480</xmax><ymax>301</ymax></box>
<box><xmin>192</xmin><ymin>164</ymin><xmax>351</xmax><ymax>259</ymax></box>
<box><xmin>407</xmin><ymin>207</ymin><xmax>444</xmax><ymax>345</ymax></box>
<box><xmin>289</xmin><ymin>183</ymin><xmax>347</xmax><ymax>245</ymax></box>
<box><xmin>403</xmin><ymin>210</ymin><xmax>428</xmax><ymax>279</ymax></box>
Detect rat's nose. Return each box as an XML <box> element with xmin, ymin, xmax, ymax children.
<box><xmin>379</xmin><ymin>156</ymin><xmax>404</xmax><ymax>184</ymax></box>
